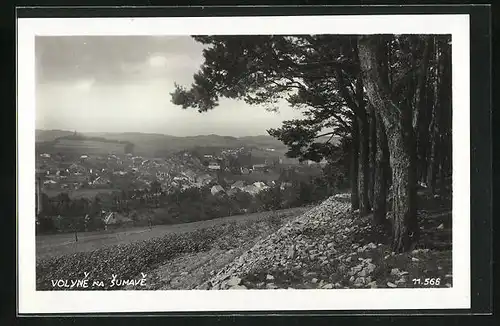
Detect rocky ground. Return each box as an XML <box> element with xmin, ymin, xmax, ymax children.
<box><xmin>199</xmin><ymin>194</ymin><xmax>453</xmax><ymax>290</ymax></box>
<box><xmin>123</xmin><ymin>208</ymin><xmax>307</xmax><ymax>290</ymax></box>
<box><xmin>127</xmin><ymin>193</ymin><xmax>452</xmax><ymax>291</ymax></box>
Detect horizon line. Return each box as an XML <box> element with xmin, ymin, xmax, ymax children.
<box><xmin>35</xmin><ymin>128</ymin><xmax>279</xmax><ymax>139</ymax></box>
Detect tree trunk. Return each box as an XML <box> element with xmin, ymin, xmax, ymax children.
<box><xmin>417</xmin><ymin>79</ymin><xmax>433</xmax><ymax>184</ymax></box>
<box><xmin>356</xmin><ymin>75</ymin><xmax>371</xmax><ymax>216</ymax></box>
<box><xmin>357</xmin><ymin>110</ymin><xmax>370</xmax><ymax>216</ymax></box>
<box><xmin>334</xmin><ymin>63</ymin><xmax>366</xmax><ymax>214</ymax></box>
<box><xmin>350</xmin><ymin>118</ymin><xmax>360</xmax><ymax>210</ymax></box>
<box><xmin>373</xmin><ymin>112</ymin><xmax>389</xmax><ymax>226</ymax></box>
<box><xmin>437</xmin><ymin>37</ymin><xmax>452</xmax><ymax>189</ymax></box>
<box><xmin>412</xmin><ymin>37</ymin><xmax>432</xmax><ymax>130</ymax></box>
<box><xmin>358</xmin><ymin>35</ymin><xmax>419</xmax><ymax>252</ymax></box>
<box><xmin>427</xmin><ymin>38</ymin><xmax>442</xmax><ymax>194</ymax></box>
<box><xmin>413</xmin><ymin>36</ymin><xmax>432</xmax><ymax>183</ymax></box>
<box><xmin>387</xmin><ymin>124</ymin><xmax>418</xmax><ymax>252</ymax></box>
<box><xmin>368</xmin><ymin>105</ymin><xmax>377</xmax><ymax>207</ymax></box>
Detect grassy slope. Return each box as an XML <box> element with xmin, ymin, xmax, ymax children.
<box><xmin>36</xmin><ymin>190</ymin><xmax>452</xmax><ymax>291</ymax></box>
<box><xmin>36</xmin><ymin>208</ymin><xmax>307</xmax><ymax>290</ymax></box>
<box><xmin>36</xmin><ymin>207</ymin><xmax>309</xmax><ymax>260</ymax></box>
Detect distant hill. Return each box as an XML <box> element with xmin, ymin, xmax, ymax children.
<box><xmin>35</xmin><ymin>130</ymin><xmax>289</xmax><ymax>157</ymax></box>
<box><xmin>84</xmin><ymin>132</ymin><xmax>287</xmax><ymax>151</ymax></box>
<box><xmin>239</xmin><ymin>135</ymin><xmax>288</xmax><ymax>149</ymax></box>
<box><xmin>35</xmin><ymin>130</ymin><xmax>341</xmax><ymax>157</ymax></box>
<box><xmin>35</xmin><ymin>129</ymin><xmax>74</xmax><ymax>142</ymax></box>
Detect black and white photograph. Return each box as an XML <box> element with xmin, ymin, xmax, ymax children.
<box><xmin>17</xmin><ymin>14</ymin><xmax>471</xmax><ymax>313</ymax></box>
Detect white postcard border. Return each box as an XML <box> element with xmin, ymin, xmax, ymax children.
<box><xmin>17</xmin><ymin>14</ymin><xmax>470</xmax><ymax>314</ymax></box>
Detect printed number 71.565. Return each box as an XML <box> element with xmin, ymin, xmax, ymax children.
<box><xmin>412</xmin><ymin>278</ymin><xmax>441</xmax><ymax>286</ymax></box>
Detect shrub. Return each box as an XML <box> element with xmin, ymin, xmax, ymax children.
<box><xmin>257</xmin><ymin>186</ymin><xmax>283</xmax><ymax>211</ymax></box>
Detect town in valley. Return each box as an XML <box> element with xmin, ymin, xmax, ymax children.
<box><xmin>35</xmin><ymin>130</ymin><xmax>331</xmax><ymax>233</ymax></box>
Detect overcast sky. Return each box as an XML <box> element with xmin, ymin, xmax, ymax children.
<box><xmin>35</xmin><ymin>36</ymin><xmax>305</xmax><ymax>137</ymax></box>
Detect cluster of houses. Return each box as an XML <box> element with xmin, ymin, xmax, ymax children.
<box><xmin>35</xmin><ymin>151</ymin><xmax>213</xmax><ymax>193</ymax></box>
<box><xmin>35</xmin><ymin>146</ymin><xmax>327</xmax><ymax>232</ymax></box>
<box><xmin>170</xmin><ymin>171</ymin><xmax>214</xmax><ymax>191</ymax></box>
<box><xmin>209</xmin><ymin>179</ymin><xmax>291</xmax><ymax>197</ymax></box>
<box><xmin>36</xmin><ymin>159</ymin><xmax>99</xmax><ymax>191</ymax></box>
<box><xmin>221</xmin><ymin>147</ymin><xmax>246</xmax><ymax>156</ymax></box>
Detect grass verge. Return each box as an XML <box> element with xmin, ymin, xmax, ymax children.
<box><xmin>36</xmin><ymin>210</ymin><xmax>300</xmax><ymax>290</ymax></box>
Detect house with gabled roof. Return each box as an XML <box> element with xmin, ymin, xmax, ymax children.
<box><xmin>231</xmin><ymin>180</ymin><xmax>245</xmax><ymax>190</ymax></box>
<box><xmin>210</xmin><ymin>184</ymin><xmax>225</xmax><ymax>196</ymax></box>
<box><xmin>240</xmin><ymin>167</ymin><xmax>250</xmax><ymax>175</ymax></box>
<box><xmin>103</xmin><ymin>212</ymin><xmax>133</xmax><ymax>230</ymax></box>
<box><xmin>208</xmin><ymin>162</ymin><xmax>221</xmax><ymax>170</ymax></box>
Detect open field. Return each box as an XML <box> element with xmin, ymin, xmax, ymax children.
<box><xmin>35</xmin><ymin>129</ymin><xmax>74</xmax><ymax>142</ymax></box>
<box><xmin>36</xmin><ymin>206</ymin><xmax>310</xmax><ymax>260</ymax></box>
<box><xmin>249</xmin><ymin>148</ymin><xmax>301</xmax><ymax>165</ymax></box>
<box><xmin>43</xmin><ymin>188</ymin><xmax>117</xmax><ymax>199</ymax></box>
<box><xmin>220</xmin><ymin>170</ymin><xmax>281</xmax><ymax>183</ymax></box>
<box><xmin>52</xmin><ymin>139</ymin><xmax>126</xmax><ymax>154</ymax></box>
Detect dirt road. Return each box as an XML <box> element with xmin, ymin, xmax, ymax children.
<box><xmin>36</xmin><ymin>207</ymin><xmax>310</xmax><ymax>260</ymax></box>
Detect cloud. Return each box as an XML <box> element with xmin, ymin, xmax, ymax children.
<box><xmin>36</xmin><ymin>77</ymin><xmax>305</xmax><ymax>136</ymax></box>
<box><xmin>148</xmin><ymin>55</ymin><xmax>168</xmax><ymax>68</ymax></box>
<box><xmin>35</xmin><ymin>36</ymin><xmax>206</xmax><ymax>84</ymax></box>
<box><xmin>35</xmin><ymin>35</ymin><xmax>307</xmax><ymax>136</ymax></box>
<box><xmin>74</xmin><ymin>78</ymin><xmax>95</xmax><ymax>91</ymax></box>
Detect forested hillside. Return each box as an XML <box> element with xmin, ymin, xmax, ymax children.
<box><xmin>171</xmin><ymin>34</ymin><xmax>452</xmax><ymax>253</ymax></box>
